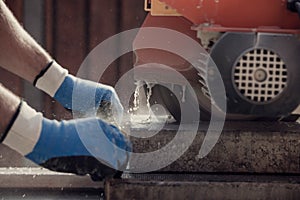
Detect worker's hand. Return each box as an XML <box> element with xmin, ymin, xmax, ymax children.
<box><xmin>34</xmin><ymin>61</ymin><xmax>123</xmax><ymax>123</ymax></box>
<box><xmin>3</xmin><ymin>101</ymin><xmax>131</xmax><ymax>181</ymax></box>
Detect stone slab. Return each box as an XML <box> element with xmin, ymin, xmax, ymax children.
<box><xmin>130</xmin><ymin>122</ymin><xmax>300</xmax><ymax>173</ymax></box>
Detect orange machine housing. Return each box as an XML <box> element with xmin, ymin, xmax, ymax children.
<box><xmin>161</xmin><ymin>0</ymin><xmax>300</xmax><ymax>32</ymax></box>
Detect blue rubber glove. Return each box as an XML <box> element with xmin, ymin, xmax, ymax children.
<box><xmin>3</xmin><ymin>101</ymin><xmax>131</xmax><ymax>181</ymax></box>
<box><xmin>34</xmin><ymin>61</ymin><xmax>123</xmax><ymax>123</ymax></box>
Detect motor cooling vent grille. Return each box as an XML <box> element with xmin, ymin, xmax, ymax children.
<box><xmin>233</xmin><ymin>49</ymin><xmax>288</xmax><ymax>103</ymax></box>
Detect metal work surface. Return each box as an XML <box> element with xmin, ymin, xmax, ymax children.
<box><xmin>0</xmin><ymin>168</ymin><xmax>103</xmax><ymax>200</ymax></box>
<box><xmin>0</xmin><ymin>189</ymin><xmax>102</xmax><ymax>200</ymax></box>
<box><xmin>106</xmin><ymin>173</ymin><xmax>300</xmax><ymax>200</ymax></box>
<box><xmin>0</xmin><ymin>168</ymin><xmax>102</xmax><ymax>189</ymax></box>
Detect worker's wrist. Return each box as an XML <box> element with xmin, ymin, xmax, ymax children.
<box><xmin>34</xmin><ymin>61</ymin><xmax>68</xmax><ymax>97</ymax></box>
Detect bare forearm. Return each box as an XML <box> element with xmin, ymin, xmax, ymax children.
<box><xmin>0</xmin><ymin>0</ymin><xmax>52</xmax><ymax>83</ymax></box>
<box><xmin>0</xmin><ymin>84</ymin><xmax>20</xmax><ymax>139</ymax></box>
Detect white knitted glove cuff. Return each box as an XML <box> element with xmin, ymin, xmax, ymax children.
<box><xmin>3</xmin><ymin>102</ymin><xmax>43</xmax><ymax>155</ymax></box>
<box><xmin>35</xmin><ymin>61</ymin><xmax>68</xmax><ymax>97</ymax></box>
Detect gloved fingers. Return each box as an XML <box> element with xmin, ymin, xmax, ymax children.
<box><xmin>94</xmin><ymin>84</ymin><xmax>124</xmax><ymax>125</ymax></box>
<box><xmin>40</xmin><ymin>156</ymin><xmax>119</xmax><ymax>181</ymax></box>
<box><xmin>97</xmin><ymin>119</ymin><xmax>131</xmax><ymax>152</ymax></box>
<box><xmin>72</xmin><ymin>117</ymin><xmax>131</xmax><ymax>171</ymax></box>
<box><xmin>95</xmin><ymin>119</ymin><xmax>132</xmax><ymax>171</ymax></box>
<box><xmin>97</xmin><ymin>100</ymin><xmax>113</xmax><ymax>119</ymax></box>
<box><xmin>111</xmin><ymin>94</ymin><xmax>124</xmax><ymax>126</ymax></box>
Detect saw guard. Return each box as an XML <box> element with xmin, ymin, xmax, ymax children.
<box><xmin>134</xmin><ymin>14</ymin><xmax>199</xmax><ymax>72</ymax></box>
